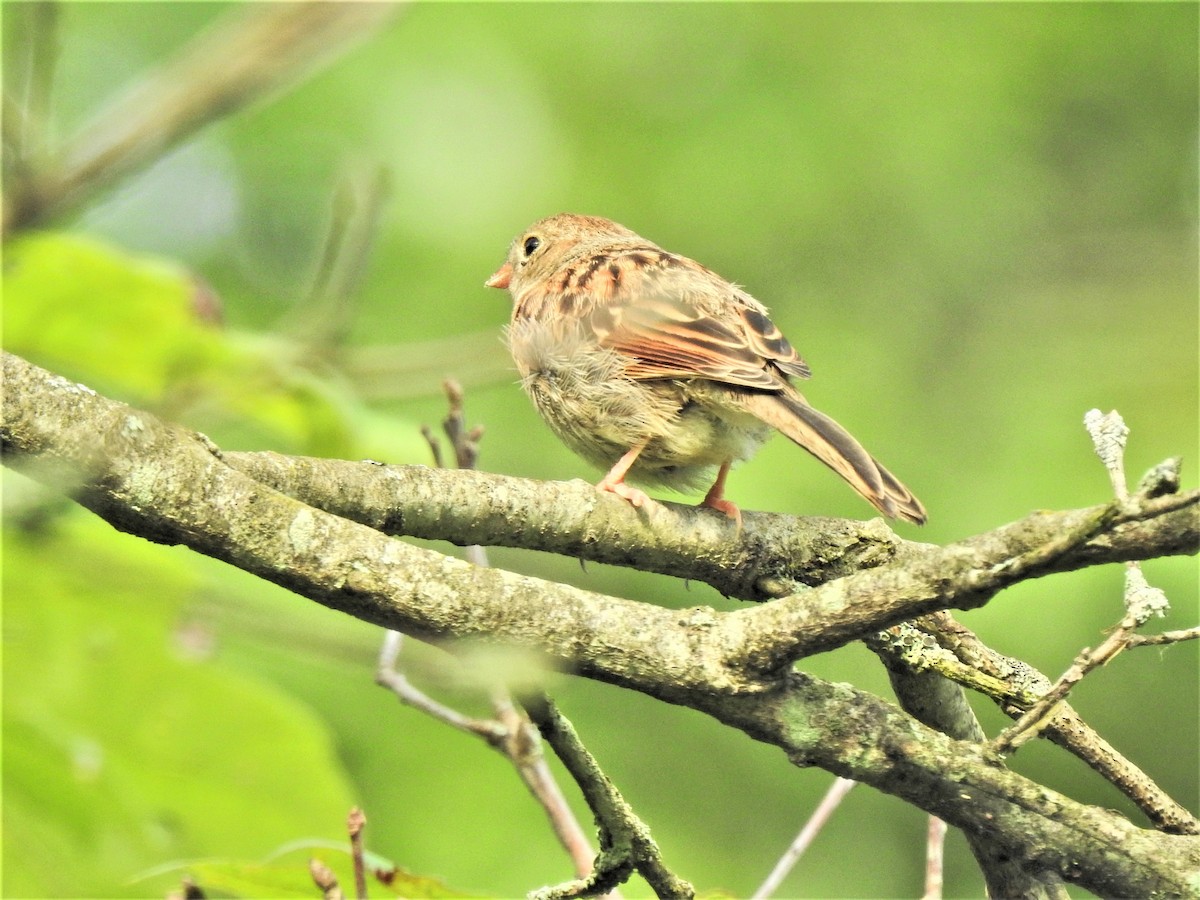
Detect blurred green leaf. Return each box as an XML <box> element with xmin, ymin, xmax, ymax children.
<box><xmin>135</xmin><ymin>845</ymin><xmax>474</xmax><ymax>898</ymax></box>
<box><xmin>145</xmin><ymin>861</ymin><xmax>326</xmax><ymax>899</ymax></box>
<box><xmin>4</xmin><ymin>231</ymin><xmax>219</xmax><ymax>399</ymax></box>
<box><xmin>2</xmin><ymin>232</ymin><xmax>370</xmax><ymax>456</ymax></box>
<box><xmin>1</xmin><ymin>514</ymin><xmax>358</xmax><ymax>896</ymax></box>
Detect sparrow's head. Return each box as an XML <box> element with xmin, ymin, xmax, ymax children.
<box><xmin>485</xmin><ymin>213</ymin><xmax>640</xmax><ymax>295</ymax></box>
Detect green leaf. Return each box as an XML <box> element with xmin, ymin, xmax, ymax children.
<box><xmin>134</xmin><ymin>846</ymin><xmax>475</xmax><ymax>898</ymax></box>
<box><xmin>3</xmin><ymin>231</ymin><xmax>221</xmax><ymax>401</ymax></box>
<box><xmin>1</xmin><ymin>231</ymin><xmax>367</xmax><ymax>456</ymax></box>
<box><xmin>1</xmin><ymin>513</ymin><xmax>359</xmax><ymax>896</ymax></box>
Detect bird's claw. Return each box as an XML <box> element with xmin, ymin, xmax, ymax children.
<box><xmin>596</xmin><ymin>479</ymin><xmax>652</xmax><ymax>509</ymax></box>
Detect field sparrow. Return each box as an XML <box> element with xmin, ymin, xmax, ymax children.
<box><xmin>486</xmin><ymin>213</ymin><xmax>926</xmax><ymax>525</ymax></box>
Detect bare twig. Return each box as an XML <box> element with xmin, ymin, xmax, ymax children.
<box><xmin>521</xmin><ymin>693</ymin><xmax>694</xmax><ymax>900</ymax></box>
<box><xmin>923</xmin><ymin>816</ymin><xmax>947</xmax><ymax>900</ymax></box>
<box><xmin>3</xmin><ymin>2</ymin><xmax>397</xmax><ymax>235</ymax></box>
<box><xmin>376</xmin><ymin>636</ymin><xmax>603</xmax><ymax>881</ymax></box>
<box><xmin>1126</xmin><ymin>626</ymin><xmax>1200</xmax><ymax>648</ymax></box>
<box><xmin>488</xmin><ymin>691</ymin><xmax>599</xmax><ymax>880</ymax></box>
<box><xmin>419</xmin><ymin>424</ymin><xmax>446</xmax><ymax>470</ymax></box>
<box><xmin>924</xmin><ymin>612</ymin><xmax>1199</xmax><ymax>834</ymax></box>
<box><xmin>348</xmin><ymin>807</ymin><xmax>367</xmax><ymax>900</ymax></box>
<box><xmin>440</xmin><ymin>379</ymin><xmax>485</xmax><ymax>470</ymax></box>
<box><xmin>752</xmin><ymin>777</ymin><xmax>856</xmax><ymax>899</ymax></box>
<box><xmin>991</xmin><ymin>411</ymin><xmax>1174</xmax><ymax>756</ymax></box>
<box><xmin>991</xmin><ymin>619</ymin><xmax>1135</xmax><ymax>755</ymax></box>
<box><xmin>379</xmin><ymin>381</ymin><xmax>601</xmax><ymax>889</ymax></box>
<box><xmin>375</xmin><ymin>631</ymin><xmax>506</xmax><ymax>742</ymax></box>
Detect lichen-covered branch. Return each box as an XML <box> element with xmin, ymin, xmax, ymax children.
<box><xmin>218</xmin><ymin>449</ymin><xmax>1197</xmax><ymax>605</ymax></box>
<box><xmin>521</xmin><ymin>694</ymin><xmax>693</xmax><ymax>900</ymax></box>
<box><xmin>3</xmin><ymin>350</ymin><xmax>1198</xmax><ymax>896</ymax></box>
<box><xmin>220</xmin><ymin>450</ymin><xmax>907</xmax><ymax>602</ymax></box>
<box><xmin>693</xmin><ymin>674</ymin><xmax>1200</xmax><ymax>897</ymax></box>
<box><xmin>955</xmin><ymin>614</ymin><xmax>1196</xmax><ymax>834</ymax></box>
<box><xmin>0</xmin><ymin>352</ymin><xmax>763</xmax><ymax>700</ymax></box>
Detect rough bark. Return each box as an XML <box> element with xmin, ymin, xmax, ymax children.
<box><xmin>4</xmin><ymin>351</ymin><xmax>1198</xmax><ymax>896</ymax></box>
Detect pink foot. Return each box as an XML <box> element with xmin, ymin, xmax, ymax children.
<box><xmin>701</xmin><ymin>494</ymin><xmax>743</xmax><ymax>527</ymax></box>
<box><xmin>595</xmin><ymin>441</ymin><xmax>653</xmax><ymax>509</ymax></box>
<box><xmin>700</xmin><ymin>460</ymin><xmax>742</xmax><ymax>527</ymax></box>
<box><xmin>596</xmin><ymin>477</ymin><xmax>652</xmax><ymax>509</ymax></box>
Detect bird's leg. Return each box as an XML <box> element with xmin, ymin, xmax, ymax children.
<box><xmin>596</xmin><ymin>440</ymin><xmax>652</xmax><ymax>508</ymax></box>
<box><xmin>701</xmin><ymin>460</ymin><xmax>742</xmax><ymax>526</ymax></box>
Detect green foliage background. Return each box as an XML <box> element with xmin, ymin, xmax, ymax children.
<box><xmin>3</xmin><ymin>3</ymin><xmax>1197</xmax><ymax>898</ymax></box>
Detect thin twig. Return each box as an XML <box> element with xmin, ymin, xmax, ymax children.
<box><xmin>375</xmin><ymin>631</ymin><xmax>507</xmax><ymax>742</ymax></box>
<box><xmin>752</xmin><ymin>777</ymin><xmax>855</xmax><ymax>899</ymax></box>
<box><xmin>991</xmin><ymin>615</ymin><xmax>1136</xmax><ymax>755</ymax></box>
<box><xmin>521</xmin><ymin>693</ymin><xmax>694</xmax><ymax>900</ymax></box>
<box><xmin>490</xmin><ymin>690</ymin><xmax>599</xmax><ymax>879</ymax></box>
<box><xmin>992</xmin><ymin>410</ymin><xmax>1174</xmax><ymax>755</ymax></box>
<box><xmin>348</xmin><ymin>807</ymin><xmax>367</xmax><ymax>900</ymax></box>
<box><xmin>924</xmin><ymin>612</ymin><xmax>1199</xmax><ymax>834</ymax></box>
<box><xmin>1126</xmin><ymin>626</ymin><xmax>1200</xmax><ymax>648</ymax></box>
<box><xmin>419</xmin><ymin>425</ymin><xmax>445</xmax><ymax>469</ymax></box>
<box><xmin>441</xmin><ymin>378</ymin><xmax>485</xmax><ymax>470</ymax></box>
<box><xmin>922</xmin><ymin>816</ymin><xmax>947</xmax><ymax>900</ymax></box>
<box><xmin>380</xmin><ymin>381</ymin><xmax>602</xmax><ymax>889</ymax></box>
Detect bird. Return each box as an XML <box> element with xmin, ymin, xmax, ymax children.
<box><xmin>485</xmin><ymin>213</ymin><xmax>926</xmax><ymax>525</ymax></box>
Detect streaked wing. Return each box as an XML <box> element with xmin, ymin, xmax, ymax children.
<box><xmin>590</xmin><ymin>292</ymin><xmax>810</xmax><ymax>391</ymax></box>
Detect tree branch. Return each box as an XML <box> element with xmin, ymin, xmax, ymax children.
<box><xmin>3</xmin><ymin>350</ymin><xmax>1198</xmax><ymax>896</ymax></box>
<box><xmin>2</xmin><ymin>2</ymin><xmax>397</xmax><ymax>236</ymax></box>
<box><xmin>693</xmin><ymin>674</ymin><xmax>1200</xmax><ymax>898</ymax></box>
<box><xmin>216</xmin><ymin>450</ymin><xmax>1197</xmax><ymax>605</ymax></box>
<box><xmin>874</xmin><ymin>614</ymin><xmax>1200</xmax><ymax>835</ymax></box>
<box><xmin>521</xmin><ymin>694</ymin><xmax>693</xmax><ymax>900</ymax></box>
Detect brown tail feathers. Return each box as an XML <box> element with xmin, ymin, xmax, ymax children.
<box><xmin>739</xmin><ymin>390</ymin><xmax>927</xmax><ymax>524</ymax></box>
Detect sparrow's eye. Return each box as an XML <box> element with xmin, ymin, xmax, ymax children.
<box><xmin>523</xmin><ymin>235</ymin><xmax>541</xmax><ymax>257</ymax></box>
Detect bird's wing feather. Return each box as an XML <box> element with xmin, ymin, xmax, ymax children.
<box><xmin>589</xmin><ymin>269</ymin><xmax>810</xmax><ymax>389</ymax></box>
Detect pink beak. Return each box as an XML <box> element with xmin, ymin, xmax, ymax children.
<box><xmin>485</xmin><ymin>263</ymin><xmax>513</xmax><ymax>289</ymax></box>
